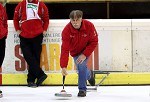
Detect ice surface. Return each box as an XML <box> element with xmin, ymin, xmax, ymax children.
<box><xmin>0</xmin><ymin>86</ymin><xmax>149</xmax><ymax>102</ymax></box>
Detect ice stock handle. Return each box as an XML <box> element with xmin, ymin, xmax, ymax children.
<box><xmin>63</xmin><ymin>76</ymin><xmax>65</xmax><ymax>89</ymax></box>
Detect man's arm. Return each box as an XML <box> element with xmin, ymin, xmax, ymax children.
<box><xmin>83</xmin><ymin>23</ymin><xmax>98</xmax><ymax>57</ymax></box>
<box><xmin>13</xmin><ymin>2</ymin><xmax>22</xmax><ymax>32</ymax></box>
<box><xmin>40</xmin><ymin>2</ymin><xmax>49</xmax><ymax>32</ymax></box>
<box><xmin>60</xmin><ymin>27</ymin><xmax>70</xmax><ymax>71</ymax></box>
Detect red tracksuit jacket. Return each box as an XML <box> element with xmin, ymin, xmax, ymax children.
<box><xmin>13</xmin><ymin>0</ymin><xmax>49</xmax><ymax>38</ymax></box>
<box><xmin>60</xmin><ymin>19</ymin><xmax>98</xmax><ymax>68</ymax></box>
<box><xmin>0</xmin><ymin>4</ymin><xmax>8</xmax><ymax>39</ymax></box>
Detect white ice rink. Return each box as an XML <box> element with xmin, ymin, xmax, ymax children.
<box><xmin>0</xmin><ymin>85</ymin><xmax>150</xmax><ymax>102</ymax></box>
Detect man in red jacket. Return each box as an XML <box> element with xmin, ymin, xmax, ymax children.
<box><xmin>60</xmin><ymin>10</ymin><xmax>98</xmax><ymax>97</ymax></box>
<box><xmin>13</xmin><ymin>0</ymin><xmax>49</xmax><ymax>87</ymax></box>
<box><xmin>0</xmin><ymin>3</ymin><xmax>8</xmax><ymax>97</ymax></box>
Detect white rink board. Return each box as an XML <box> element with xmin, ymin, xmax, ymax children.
<box><xmin>3</xmin><ymin>19</ymin><xmax>150</xmax><ymax>74</ymax></box>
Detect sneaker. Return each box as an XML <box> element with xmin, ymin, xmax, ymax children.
<box><xmin>36</xmin><ymin>74</ymin><xmax>47</xmax><ymax>86</ymax></box>
<box><xmin>28</xmin><ymin>82</ymin><xmax>37</xmax><ymax>88</ymax></box>
<box><xmin>77</xmin><ymin>90</ymin><xmax>86</xmax><ymax>97</ymax></box>
<box><xmin>88</xmin><ymin>70</ymin><xmax>95</xmax><ymax>86</ymax></box>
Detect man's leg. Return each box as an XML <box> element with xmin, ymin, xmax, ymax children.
<box><xmin>32</xmin><ymin>34</ymin><xmax>47</xmax><ymax>86</ymax></box>
<box><xmin>19</xmin><ymin>36</ymin><xmax>38</xmax><ymax>85</ymax></box>
<box><xmin>0</xmin><ymin>37</ymin><xmax>6</xmax><ymax>67</ymax></box>
<box><xmin>74</xmin><ymin>55</ymin><xmax>90</xmax><ymax>97</ymax></box>
<box><xmin>0</xmin><ymin>37</ymin><xmax>6</xmax><ymax>96</ymax></box>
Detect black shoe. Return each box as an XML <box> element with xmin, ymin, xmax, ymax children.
<box><xmin>88</xmin><ymin>70</ymin><xmax>95</xmax><ymax>86</ymax></box>
<box><xmin>0</xmin><ymin>90</ymin><xmax>2</xmax><ymax>98</ymax></box>
<box><xmin>28</xmin><ymin>82</ymin><xmax>37</xmax><ymax>88</ymax></box>
<box><xmin>77</xmin><ymin>90</ymin><xmax>86</xmax><ymax>97</ymax></box>
<box><xmin>36</xmin><ymin>74</ymin><xmax>47</xmax><ymax>86</ymax></box>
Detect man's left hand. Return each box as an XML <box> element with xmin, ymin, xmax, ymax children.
<box><xmin>43</xmin><ymin>31</ymin><xmax>47</xmax><ymax>34</ymax></box>
<box><xmin>76</xmin><ymin>54</ymin><xmax>86</xmax><ymax>64</ymax></box>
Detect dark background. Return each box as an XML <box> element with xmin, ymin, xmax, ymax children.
<box><xmin>6</xmin><ymin>2</ymin><xmax>150</xmax><ymax>20</ymax></box>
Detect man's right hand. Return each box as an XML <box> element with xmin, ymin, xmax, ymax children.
<box><xmin>17</xmin><ymin>30</ymin><xmax>22</xmax><ymax>35</ymax></box>
<box><xmin>61</xmin><ymin>68</ymin><xmax>68</xmax><ymax>76</ymax></box>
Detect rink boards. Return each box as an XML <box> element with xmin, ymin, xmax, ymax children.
<box><xmin>1</xmin><ymin>19</ymin><xmax>150</xmax><ymax>85</ymax></box>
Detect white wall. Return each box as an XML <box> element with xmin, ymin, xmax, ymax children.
<box><xmin>3</xmin><ymin>19</ymin><xmax>150</xmax><ymax>74</ymax></box>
